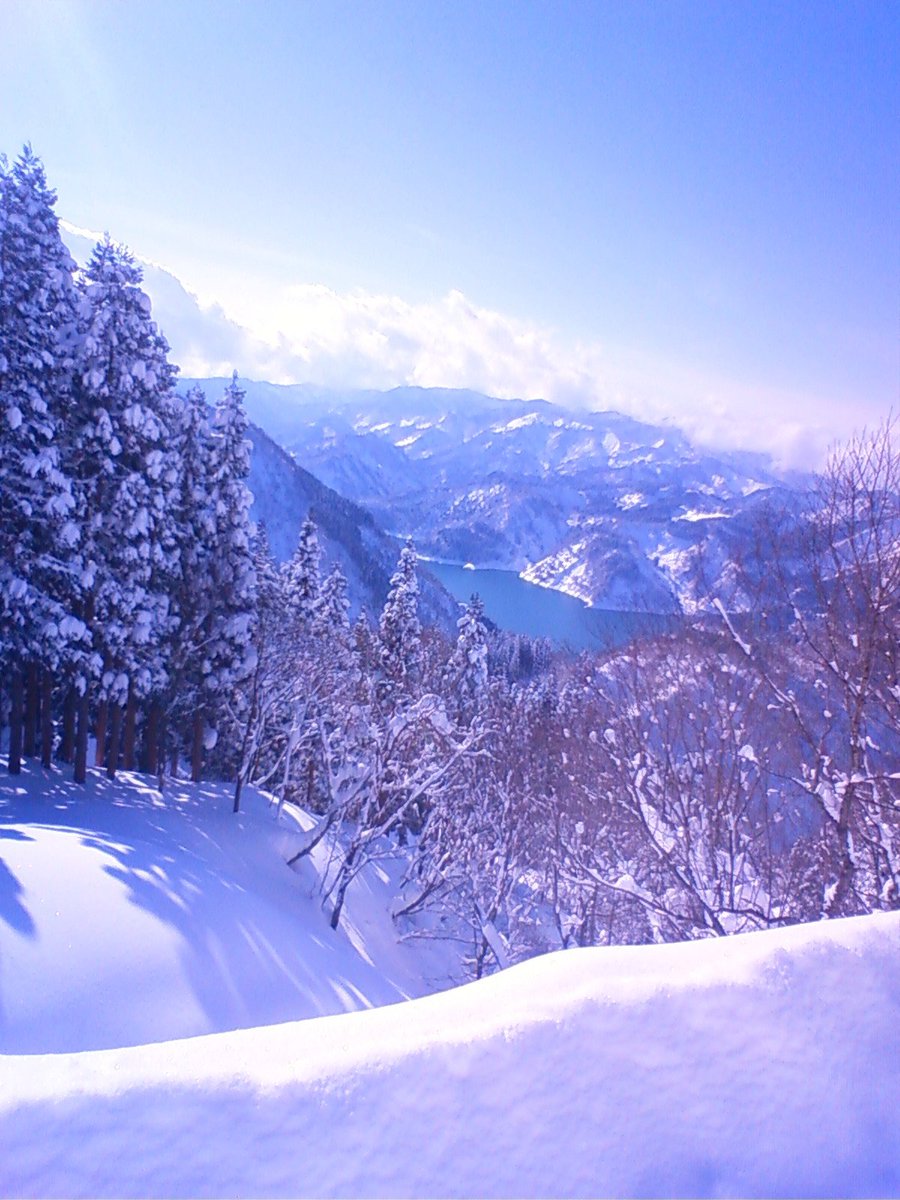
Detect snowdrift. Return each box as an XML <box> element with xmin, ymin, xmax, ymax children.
<box><xmin>1</xmin><ymin>768</ymin><xmax>899</xmax><ymax>1198</ymax></box>
<box><xmin>0</xmin><ymin>767</ymin><xmax>458</xmax><ymax>1055</ymax></box>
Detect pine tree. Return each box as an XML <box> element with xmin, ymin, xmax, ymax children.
<box><xmin>313</xmin><ymin>563</ymin><xmax>352</xmax><ymax>648</ymax></box>
<box><xmin>228</xmin><ymin>520</ymin><xmax>291</xmax><ymax>812</ymax></box>
<box><xmin>71</xmin><ymin>234</ymin><xmax>180</xmax><ymax>780</ymax></box>
<box><xmin>196</xmin><ymin>371</ymin><xmax>256</xmax><ymax>782</ymax></box>
<box><xmin>283</xmin><ymin>515</ymin><xmax>321</xmax><ymax>631</ymax></box>
<box><xmin>159</xmin><ymin>384</ymin><xmax>218</xmax><ymax>777</ymax></box>
<box><xmin>446</xmin><ymin>593</ymin><xmax>488</xmax><ymax>723</ymax></box>
<box><xmin>0</xmin><ymin>146</ymin><xmax>81</xmax><ymax>773</ymax></box>
<box><xmin>252</xmin><ymin>520</ymin><xmax>283</xmax><ymax>624</ymax></box>
<box><xmin>379</xmin><ymin>538</ymin><xmax>422</xmax><ymax>699</ymax></box>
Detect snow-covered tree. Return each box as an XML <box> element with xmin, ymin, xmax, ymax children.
<box><xmin>405</xmin><ymin>675</ymin><xmax>564</xmax><ymax>975</ymax></box>
<box><xmin>0</xmin><ymin>147</ymin><xmax>81</xmax><ymax>772</ymax></box>
<box><xmin>353</xmin><ymin>609</ymin><xmax>380</xmax><ymax>683</ymax></box>
<box><xmin>726</xmin><ymin>420</ymin><xmax>900</xmax><ymax>917</ymax></box>
<box><xmin>226</xmin><ymin>520</ymin><xmax>301</xmax><ymax>812</ymax></box>
<box><xmin>283</xmin><ymin>515</ymin><xmax>321</xmax><ymax>631</ymax></box>
<box><xmin>299</xmin><ymin>690</ymin><xmax>481</xmax><ymax>931</ymax></box>
<box><xmin>379</xmin><ymin>538</ymin><xmax>422</xmax><ymax>699</ymax></box>
<box><xmin>445</xmin><ymin>593</ymin><xmax>488</xmax><ymax>723</ymax></box>
<box><xmin>252</xmin><ymin>521</ymin><xmax>283</xmax><ymax>623</ymax></box>
<box><xmin>313</xmin><ymin>563</ymin><xmax>352</xmax><ymax>646</ymax></box>
<box><xmin>560</xmin><ymin>635</ymin><xmax>790</xmax><ymax>941</ymax></box>
<box><xmin>195</xmin><ymin>372</ymin><xmax>257</xmax><ymax>781</ymax></box>
<box><xmin>154</xmin><ymin>384</ymin><xmax>219</xmax><ymax>778</ymax></box>
<box><xmin>70</xmin><ymin>235</ymin><xmax>180</xmax><ymax>780</ymax></box>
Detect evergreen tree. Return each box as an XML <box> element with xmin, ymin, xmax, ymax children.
<box><xmin>252</xmin><ymin>520</ymin><xmax>283</xmax><ymax>624</ymax></box>
<box><xmin>283</xmin><ymin>515</ymin><xmax>321</xmax><ymax>630</ymax></box>
<box><xmin>445</xmin><ymin>594</ymin><xmax>488</xmax><ymax>723</ymax></box>
<box><xmin>379</xmin><ymin>538</ymin><xmax>422</xmax><ymax>698</ymax></box>
<box><xmin>0</xmin><ymin>147</ymin><xmax>81</xmax><ymax>772</ymax></box>
<box><xmin>196</xmin><ymin>372</ymin><xmax>256</xmax><ymax>780</ymax></box>
<box><xmin>313</xmin><ymin>563</ymin><xmax>352</xmax><ymax>649</ymax></box>
<box><xmin>160</xmin><ymin>384</ymin><xmax>218</xmax><ymax>776</ymax></box>
<box><xmin>71</xmin><ymin>235</ymin><xmax>179</xmax><ymax>780</ymax></box>
<box><xmin>227</xmin><ymin>520</ymin><xmax>292</xmax><ymax>812</ymax></box>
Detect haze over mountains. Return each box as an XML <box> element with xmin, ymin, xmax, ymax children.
<box><xmin>61</xmin><ymin>225</ymin><xmax>844</xmax><ymax>471</ymax></box>
<box><xmin>62</xmin><ymin>225</ymin><xmax>807</xmax><ymax>622</ymax></box>
<box><xmin>188</xmin><ymin>376</ymin><xmax>803</xmax><ymax>616</ymax></box>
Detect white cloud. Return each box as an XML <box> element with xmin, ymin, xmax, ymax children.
<box><xmin>61</xmin><ymin>223</ymin><xmax>887</xmax><ymax>469</ymax></box>
<box><xmin>203</xmin><ymin>279</ymin><xmax>881</xmax><ymax>468</ymax></box>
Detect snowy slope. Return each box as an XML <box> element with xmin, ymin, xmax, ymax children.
<box><xmin>2</xmin><ymin>769</ymin><xmax>899</xmax><ymax>1198</ymax></box>
<box><xmin>0</xmin><ymin>766</ymin><xmax>459</xmax><ymax>1055</ymax></box>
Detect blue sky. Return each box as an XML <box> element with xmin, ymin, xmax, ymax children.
<box><xmin>2</xmin><ymin>0</ymin><xmax>897</xmax><ymax>463</ymax></box>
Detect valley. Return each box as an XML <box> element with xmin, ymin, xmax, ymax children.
<box><xmin>184</xmin><ymin>375</ymin><xmax>804</xmax><ymax>628</ymax></box>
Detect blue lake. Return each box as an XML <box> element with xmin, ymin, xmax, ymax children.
<box><xmin>424</xmin><ymin>560</ymin><xmax>673</xmax><ymax>652</ymax></box>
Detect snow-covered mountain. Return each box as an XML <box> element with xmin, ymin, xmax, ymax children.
<box><xmin>244</xmin><ymin>420</ymin><xmax>457</xmax><ymax>627</ymax></box>
<box><xmin>58</xmin><ymin>222</ymin><xmax>805</xmax><ymax>619</ymax></box>
<box><xmin>190</xmin><ymin>378</ymin><xmax>804</xmax><ymax>613</ymax></box>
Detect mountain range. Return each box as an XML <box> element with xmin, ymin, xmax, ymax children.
<box><xmin>60</xmin><ymin>227</ymin><xmax>806</xmax><ymax>624</ymax></box>
<box><xmin>186</xmin><ymin>377</ymin><xmax>803</xmax><ymax>615</ymax></box>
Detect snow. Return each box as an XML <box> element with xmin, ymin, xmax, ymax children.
<box><xmin>492</xmin><ymin>411</ymin><xmax>540</xmax><ymax>432</ymax></box>
<box><xmin>2</xmin><ymin>767</ymin><xmax>899</xmax><ymax>1198</ymax></box>
<box><xmin>677</xmin><ymin>508</ymin><xmax>730</xmax><ymax>521</ymax></box>
<box><xmin>0</xmin><ymin>767</ymin><xmax>455</xmax><ymax>1056</ymax></box>
<box><xmin>520</xmin><ymin>543</ymin><xmax>597</xmax><ymax>606</ymax></box>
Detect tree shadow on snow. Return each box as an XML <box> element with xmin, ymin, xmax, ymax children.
<box><xmin>0</xmin><ymin>858</ymin><xmax>36</xmax><ymax>938</ymax></box>
<box><xmin>0</xmin><ymin>766</ymin><xmax>397</xmax><ymax>1039</ymax></box>
<box><xmin>90</xmin><ymin>818</ymin><xmax>391</xmax><ymax>1034</ymax></box>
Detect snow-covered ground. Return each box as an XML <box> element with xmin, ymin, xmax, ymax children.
<box><xmin>0</xmin><ymin>766</ymin><xmax>459</xmax><ymax>1055</ymax></box>
<box><xmin>2</xmin><ymin>766</ymin><xmax>899</xmax><ymax>1198</ymax></box>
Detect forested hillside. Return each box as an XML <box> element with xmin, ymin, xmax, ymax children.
<box><xmin>2</xmin><ymin>147</ymin><xmax>898</xmax><ymax>976</ymax></box>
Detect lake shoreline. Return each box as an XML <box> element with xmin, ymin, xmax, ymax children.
<box><xmin>422</xmin><ymin>558</ymin><xmax>677</xmax><ymax>651</ymax></box>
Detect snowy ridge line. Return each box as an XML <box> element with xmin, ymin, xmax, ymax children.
<box><xmin>3</xmin><ymin>912</ymin><xmax>899</xmax><ymax>1198</ymax></box>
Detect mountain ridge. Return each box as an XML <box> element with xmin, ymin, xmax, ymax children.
<box><xmin>186</xmin><ymin>376</ymin><xmax>805</xmax><ymax>613</ymax></box>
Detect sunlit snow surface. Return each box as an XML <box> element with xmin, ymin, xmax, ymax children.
<box><xmin>1</xmin><ymin>767</ymin><xmax>898</xmax><ymax>1198</ymax></box>
<box><xmin>0</xmin><ymin>768</ymin><xmax>456</xmax><ymax>1056</ymax></box>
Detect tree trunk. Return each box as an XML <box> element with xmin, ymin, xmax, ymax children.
<box><xmin>233</xmin><ymin>772</ymin><xmax>243</xmax><ymax>814</ymax></box>
<box><xmin>8</xmin><ymin>669</ymin><xmax>24</xmax><ymax>775</ymax></box>
<box><xmin>826</xmin><ymin>793</ymin><xmax>858</xmax><ymax>918</ymax></box>
<box><xmin>157</xmin><ymin>712</ymin><xmax>168</xmax><ymax>788</ymax></box>
<box><xmin>23</xmin><ymin>662</ymin><xmax>39</xmax><ymax>758</ymax></box>
<box><xmin>122</xmin><ymin>688</ymin><xmax>137</xmax><ymax>771</ymax></box>
<box><xmin>74</xmin><ymin>686</ymin><xmax>90</xmax><ymax>785</ymax></box>
<box><xmin>106</xmin><ymin>702</ymin><xmax>123</xmax><ymax>780</ymax></box>
<box><xmin>40</xmin><ymin>669</ymin><xmax>53</xmax><ymax>768</ymax></box>
<box><xmin>329</xmin><ymin>846</ymin><xmax>358</xmax><ymax>930</ymax></box>
<box><xmin>60</xmin><ymin>686</ymin><xmax>76</xmax><ymax>763</ymax></box>
<box><xmin>191</xmin><ymin>707</ymin><xmax>204</xmax><ymax>784</ymax></box>
<box><xmin>94</xmin><ymin>699</ymin><xmax>108</xmax><ymax>768</ymax></box>
<box><xmin>475</xmin><ymin>935</ymin><xmax>488</xmax><ymax>980</ymax></box>
<box><xmin>142</xmin><ymin>702</ymin><xmax>159</xmax><ymax>776</ymax></box>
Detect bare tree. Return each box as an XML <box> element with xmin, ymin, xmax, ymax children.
<box><xmin>722</xmin><ymin>419</ymin><xmax>900</xmax><ymax>915</ymax></box>
<box><xmin>559</xmin><ymin>634</ymin><xmax>789</xmax><ymax>941</ymax></box>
